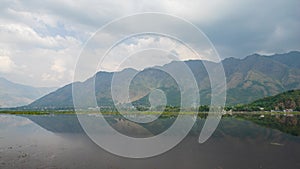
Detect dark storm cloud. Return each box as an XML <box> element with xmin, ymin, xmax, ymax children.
<box><xmin>197</xmin><ymin>0</ymin><xmax>300</xmax><ymax>58</ymax></box>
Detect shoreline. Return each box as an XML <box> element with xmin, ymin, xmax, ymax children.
<box><xmin>1</xmin><ymin>110</ymin><xmax>300</xmax><ymax>115</ymax></box>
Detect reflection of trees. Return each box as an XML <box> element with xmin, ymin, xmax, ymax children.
<box><xmin>236</xmin><ymin>114</ymin><xmax>300</xmax><ymax>136</ymax></box>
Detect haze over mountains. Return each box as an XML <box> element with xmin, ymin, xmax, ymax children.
<box><xmin>0</xmin><ymin>78</ymin><xmax>56</xmax><ymax>108</ymax></box>
<box><xmin>16</xmin><ymin>51</ymin><xmax>300</xmax><ymax>110</ymax></box>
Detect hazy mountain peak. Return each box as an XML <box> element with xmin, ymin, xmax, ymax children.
<box><xmin>0</xmin><ymin>77</ymin><xmax>56</xmax><ymax>108</ymax></box>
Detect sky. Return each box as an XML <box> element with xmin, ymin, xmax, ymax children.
<box><xmin>0</xmin><ymin>0</ymin><xmax>299</xmax><ymax>87</ymax></box>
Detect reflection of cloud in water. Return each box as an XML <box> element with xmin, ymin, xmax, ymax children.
<box><xmin>0</xmin><ymin>115</ymin><xmax>33</xmax><ymax>128</ymax></box>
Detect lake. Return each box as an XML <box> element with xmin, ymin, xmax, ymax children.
<box><xmin>0</xmin><ymin>114</ymin><xmax>300</xmax><ymax>169</ymax></box>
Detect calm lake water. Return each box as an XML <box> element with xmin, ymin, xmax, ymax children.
<box><xmin>0</xmin><ymin>114</ymin><xmax>300</xmax><ymax>169</ymax></box>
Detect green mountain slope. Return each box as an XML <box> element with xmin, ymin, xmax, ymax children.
<box><xmin>249</xmin><ymin>89</ymin><xmax>300</xmax><ymax>111</ymax></box>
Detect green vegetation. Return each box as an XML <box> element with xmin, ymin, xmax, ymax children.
<box><xmin>0</xmin><ymin>110</ymin><xmax>76</xmax><ymax>115</ymax></box>
<box><xmin>223</xmin><ymin>89</ymin><xmax>300</xmax><ymax>112</ymax></box>
<box><xmin>2</xmin><ymin>89</ymin><xmax>299</xmax><ymax>115</ymax></box>
<box><xmin>198</xmin><ymin>105</ymin><xmax>210</xmax><ymax>112</ymax></box>
<box><xmin>250</xmin><ymin>89</ymin><xmax>300</xmax><ymax>111</ymax></box>
<box><xmin>0</xmin><ymin>111</ymin><xmax>50</xmax><ymax>115</ymax></box>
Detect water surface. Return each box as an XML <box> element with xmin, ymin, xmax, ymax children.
<box><xmin>0</xmin><ymin>114</ymin><xmax>299</xmax><ymax>169</ymax></box>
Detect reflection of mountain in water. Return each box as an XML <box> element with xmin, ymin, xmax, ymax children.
<box><xmin>21</xmin><ymin>114</ymin><xmax>84</xmax><ymax>133</ymax></box>
<box><xmin>21</xmin><ymin>114</ymin><xmax>157</xmax><ymax>137</ymax></box>
<box><xmin>20</xmin><ymin>114</ymin><xmax>300</xmax><ymax>142</ymax></box>
<box><xmin>2</xmin><ymin>114</ymin><xmax>300</xmax><ymax>169</ymax></box>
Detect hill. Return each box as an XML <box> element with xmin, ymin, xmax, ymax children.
<box><xmin>224</xmin><ymin>51</ymin><xmax>300</xmax><ymax>104</ymax></box>
<box><xmin>0</xmin><ymin>77</ymin><xmax>56</xmax><ymax>108</ymax></box>
<box><xmin>22</xmin><ymin>51</ymin><xmax>300</xmax><ymax>110</ymax></box>
<box><xmin>249</xmin><ymin>89</ymin><xmax>300</xmax><ymax>111</ymax></box>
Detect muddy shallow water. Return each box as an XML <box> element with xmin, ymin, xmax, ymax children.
<box><xmin>0</xmin><ymin>114</ymin><xmax>300</xmax><ymax>169</ymax></box>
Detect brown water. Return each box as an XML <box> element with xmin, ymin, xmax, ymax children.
<box><xmin>0</xmin><ymin>114</ymin><xmax>299</xmax><ymax>169</ymax></box>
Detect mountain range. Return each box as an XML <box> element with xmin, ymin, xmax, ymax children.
<box><xmin>0</xmin><ymin>78</ymin><xmax>56</xmax><ymax>108</ymax></box>
<box><xmin>20</xmin><ymin>51</ymin><xmax>300</xmax><ymax>110</ymax></box>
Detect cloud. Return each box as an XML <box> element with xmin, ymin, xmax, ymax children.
<box><xmin>0</xmin><ymin>55</ymin><xmax>15</xmax><ymax>73</ymax></box>
<box><xmin>198</xmin><ymin>0</ymin><xmax>300</xmax><ymax>57</ymax></box>
<box><xmin>0</xmin><ymin>12</ymin><xmax>81</xmax><ymax>86</ymax></box>
<box><xmin>51</xmin><ymin>58</ymin><xmax>66</xmax><ymax>73</ymax></box>
<box><xmin>97</xmin><ymin>35</ymin><xmax>208</xmax><ymax>72</ymax></box>
<box><xmin>0</xmin><ymin>115</ymin><xmax>32</xmax><ymax>128</ymax></box>
<box><xmin>0</xmin><ymin>0</ymin><xmax>299</xmax><ymax>86</ymax></box>
<box><xmin>0</xmin><ymin>23</ymin><xmax>80</xmax><ymax>50</ymax></box>
<box><xmin>42</xmin><ymin>59</ymin><xmax>65</xmax><ymax>81</ymax></box>
<box><xmin>41</xmin><ymin>58</ymin><xmax>72</xmax><ymax>82</ymax></box>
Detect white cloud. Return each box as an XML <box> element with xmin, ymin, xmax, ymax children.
<box><xmin>0</xmin><ymin>19</ymin><xmax>81</xmax><ymax>86</ymax></box>
<box><xmin>0</xmin><ymin>115</ymin><xmax>32</xmax><ymax>127</ymax></box>
<box><xmin>99</xmin><ymin>35</ymin><xmax>208</xmax><ymax>72</ymax></box>
<box><xmin>41</xmin><ymin>58</ymin><xmax>71</xmax><ymax>82</ymax></box>
<box><xmin>0</xmin><ymin>23</ymin><xmax>81</xmax><ymax>50</ymax></box>
<box><xmin>51</xmin><ymin>58</ymin><xmax>66</xmax><ymax>73</ymax></box>
<box><xmin>0</xmin><ymin>55</ymin><xmax>15</xmax><ymax>73</ymax></box>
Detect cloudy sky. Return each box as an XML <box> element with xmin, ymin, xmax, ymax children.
<box><xmin>0</xmin><ymin>0</ymin><xmax>299</xmax><ymax>87</ymax></box>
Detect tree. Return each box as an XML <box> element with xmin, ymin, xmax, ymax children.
<box><xmin>199</xmin><ymin>105</ymin><xmax>209</xmax><ymax>112</ymax></box>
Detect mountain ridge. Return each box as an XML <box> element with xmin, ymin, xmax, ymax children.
<box><xmin>19</xmin><ymin>51</ymin><xmax>300</xmax><ymax>110</ymax></box>
<box><xmin>0</xmin><ymin>77</ymin><xmax>56</xmax><ymax>108</ymax></box>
